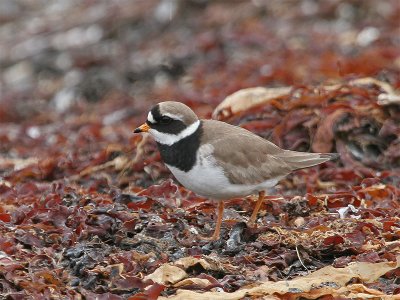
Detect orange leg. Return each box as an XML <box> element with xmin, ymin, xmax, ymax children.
<box><xmin>248</xmin><ymin>191</ymin><xmax>265</xmax><ymax>226</ymax></box>
<box><xmin>204</xmin><ymin>201</ymin><xmax>224</xmax><ymax>241</ymax></box>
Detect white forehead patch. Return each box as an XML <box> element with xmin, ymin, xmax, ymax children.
<box><xmin>149</xmin><ymin>120</ymin><xmax>200</xmax><ymax>146</ymax></box>
<box><xmin>147</xmin><ymin>111</ymin><xmax>155</xmax><ymax>123</ymax></box>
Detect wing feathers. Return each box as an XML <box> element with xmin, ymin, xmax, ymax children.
<box><xmin>200</xmin><ymin>120</ymin><xmax>338</xmax><ymax>185</ymax></box>
<box><xmin>278</xmin><ymin>151</ymin><xmax>338</xmax><ymax>170</ymax></box>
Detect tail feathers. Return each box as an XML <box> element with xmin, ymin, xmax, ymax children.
<box><xmin>279</xmin><ymin>151</ymin><xmax>339</xmax><ymax>170</ymax></box>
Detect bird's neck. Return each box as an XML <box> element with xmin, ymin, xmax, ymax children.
<box><xmin>157</xmin><ymin>121</ymin><xmax>203</xmax><ymax>172</ymax></box>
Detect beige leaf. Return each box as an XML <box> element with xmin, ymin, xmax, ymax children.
<box><xmin>174</xmin><ymin>278</ymin><xmax>212</xmax><ymax>289</ymax></box>
<box><xmin>174</xmin><ymin>256</ymin><xmax>237</xmax><ymax>273</ymax></box>
<box><xmin>159</xmin><ymin>256</ymin><xmax>400</xmax><ymax>300</ymax></box>
<box><xmin>144</xmin><ymin>264</ymin><xmax>187</xmax><ymax>285</ymax></box>
<box><xmin>212</xmin><ymin>77</ymin><xmax>400</xmax><ymax>120</ymax></box>
<box><xmin>174</xmin><ymin>256</ymin><xmax>217</xmax><ymax>270</ymax></box>
<box><xmin>341</xmin><ymin>284</ymin><xmax>396</xmax><ymax>299</ymax></box>
<box><xmin>212</xmin><ymin>86</ymin><xmax>291</xmax><ymax>119</ymax></box>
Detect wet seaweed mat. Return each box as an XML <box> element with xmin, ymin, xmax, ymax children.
<box><xmin>1</xmin><ymin>78</ymin><xmax>400</xmax><ymax>299</ymax></box>
<box><xmin>1</xmin><ymin>0</ymin><xmax>400</xmax><ymax>299</ymax></box>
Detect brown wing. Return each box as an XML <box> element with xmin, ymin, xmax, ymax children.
<box><xmin>276</xmin><ymin>150</ymin><xmax>338</xmax><ymax>170</ymax></box>
<box><xmin>201</xmin><ymin>120</ymin><xmax>337</xmax><ymax>185</ymax></box>
<box><xmin>201</xmin><ymin>120</ymin><xmax>292</xmax><ymax>185</ymax></box>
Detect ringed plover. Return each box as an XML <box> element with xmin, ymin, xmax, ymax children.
<box><xmin>134</xmin><ymin>101</ymin><xmax>338</xmax><ymax>240</ymax></box>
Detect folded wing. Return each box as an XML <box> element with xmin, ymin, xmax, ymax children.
<box><xmin>202</xmin><ymin>120</ymin><xmax>338</xmax><ymax>185</ymax></box>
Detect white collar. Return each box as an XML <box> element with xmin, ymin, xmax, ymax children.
<box><xmin>149</xmin><ymin>120</ymin><xmax>200</xmax><ymax>146</ymax></box>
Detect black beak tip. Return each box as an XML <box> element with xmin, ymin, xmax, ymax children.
<box><xmin>133</xmin><ymin>128</ymin><xmax>141</xmax><ymax>133</ymax></box>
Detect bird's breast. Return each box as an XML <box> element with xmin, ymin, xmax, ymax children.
<box><xmin>156</xmin><ymin>123</ymin><xmax>202</xmax><ymax>172</ymax></box>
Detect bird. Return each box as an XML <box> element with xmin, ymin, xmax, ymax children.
<box><xmin>134</xmin><ymin>101</ymin><xmax>338</xmax><ymax>241</ymax></box>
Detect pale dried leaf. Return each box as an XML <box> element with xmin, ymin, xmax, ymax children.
<box><xmin>212</xmin><ymin>77</ymin><xmax>399</xmax><ymax>119</ymax></box>
<box><xmin>174</xmin><ymin>256</ymin><xmax>237</xmax><ymax>273</ymax></box>
<box><xmin>159</xmin><ymin>256</ymin><xmax>400</xmax><ymax>300</ymax></box>
<box><xmin>212</xmin><ymin>87</ymin><xmax>291</xmax><ymax>119</ymax></box>
<box><xmin>174</xmin><ymin>256</ymin><xmax>217</xmax><ymax>270</ymax></box>
<box><xmin>144</xmin><ymin>264</ymin><xmax>187</xmax><ymax>285</ymax></box>
<box><xmin>342</xmin><ymin>284</ymin><xmax>396</xmax><ymax>299</ymax></box>
<box><xmin>0</xmin><ymin>156</ymin><xmax>39</xmax><ymax>171</ymax></box>
<box><xmin>174</xmin><ymin>278</ymin><xmax>212</xmax><ymax>289</ymax></box>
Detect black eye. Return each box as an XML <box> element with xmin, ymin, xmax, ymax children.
<box><xmin>159</xmin><ymin>116</ymin><xmax>173</xmax><ymax>124</ymax></box>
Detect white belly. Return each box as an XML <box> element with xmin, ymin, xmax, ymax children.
<box><xmin>166</xmin><ymin>144</ymin><xmax>281</xmax><ymax>199</ymax></box>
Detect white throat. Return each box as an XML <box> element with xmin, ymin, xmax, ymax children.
<box><xmin>149</xmin><ymin>120</ymin><xmax>200</xmax><ymax>146</ymax></box>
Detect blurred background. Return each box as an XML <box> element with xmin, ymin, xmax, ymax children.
<box><xmin>1</xmin><ymin>0</ymin><xmax>399</xmax><ymax>123</ymax></box>
<box><xmin>0</xmin><ymin>0</ymin><xmax>399</xmax><ymax>187</ymax></box>
<box><xmin>1</xmin><ymin>2</ymin><xmax>399</xmax><ymax>297</ymax></box>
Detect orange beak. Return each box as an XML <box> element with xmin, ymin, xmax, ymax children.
<box><xmin>134</xmin><ymin>123</ymin><xmax>150</xmax><ymax>133</ymax></box>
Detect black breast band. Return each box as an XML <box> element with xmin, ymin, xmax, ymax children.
<box><xmin>157</xmin><ymin>121</ymin><xmax>203</xmax><ymax>172</ymax></box>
